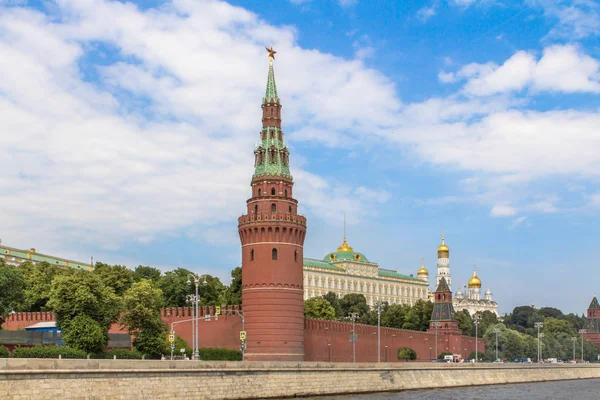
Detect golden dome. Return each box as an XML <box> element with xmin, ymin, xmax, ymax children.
<box><xmin>337</xmin><ymin>237</ymin><xmax>354</xmax><ymax>253</ymax></box>
<box><xmin>437</xmin><ymin>233</ymin><xmax>449</xmax><ymax>257</ymax></box>
<box><xmin>468</xmin><ymin>268</ymin><xmax>482</xmax><ymax>288</ymax></box>
<box><xmin>417</xmin><ymin>262</ymin><xmax>428</xmax><ymax>276</ymax></box>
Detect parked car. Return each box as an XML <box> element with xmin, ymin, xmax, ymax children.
<box><xmin>514</xmin><ymin>358</ymin><xmax>532</xmax><ymax>363</ymax></box>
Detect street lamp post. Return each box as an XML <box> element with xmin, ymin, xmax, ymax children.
<box><xmin>432</xmin><ymin>321</ymin><xmax>441</xmax><ymax>360</ymax></box>
<box><xmin>377</xmin><ymin>302</ymin><xmax>381</xmax><ymax>363</ymax></box>
<box><xmin>534</xmin><ymin>322</ymin><xmax>544</xmax><ymax>363</ymax></box>
<box><xmin>473</xmin><ymin>314</ymin><xmax>481</xmax><ymax>362</ymax></box>
<box><xmin>492</xmin><ymin>328</ymin><xmax>501</xmax><ymax>361</ymax></box>
<box><xmin>539</xmin><ymin>333</ymin><xmax>544</xmax><ymax>362</ymax></box>
<box><xmin>349</xmin><ymin>312</ymin><xmax>359</xmax><ymax>363</ymax></box>
<box><xmin>579</xmin><ymin>329</ymin><xmax>586</xmax><ymax>363</ymax></box>
<box><xmin>187</xmin><ymin>274</ymin><xmax>207</xmax><ymax>361</ymax></box>
<box><xmin>571</xmin><ymin>337</ymin><xmax>577</xmax><ymax>362</ymax></box>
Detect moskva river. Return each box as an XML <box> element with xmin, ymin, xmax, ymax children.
<box><xmin>300</xmin><ymin>378</ymin><xmax>600</xmax><ymax>400</ymax></box>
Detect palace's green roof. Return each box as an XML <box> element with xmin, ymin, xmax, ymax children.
<box><xmin>378</xmin><ymin>269</ymin><xmax>421</xmax><ymax>282</ymax></box>
<box><xmin>324</xmin><ymin>251</ymin><xmax>370</xmax><ymax>263</ymax></box>
<box><xmin>0</xmin><ymin>245</ymin><xmax>91</xmax><ymax>270</ymax></box>
<box><xmin>304</xmin><ymin>258</ymin><xmax>345</xmax><ymax>271</ymax></box>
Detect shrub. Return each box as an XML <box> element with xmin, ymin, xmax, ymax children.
<box><xmin>198</xmin><ymin>348</ymin><xmax>242</xmax><ymax>361</ymax></box>
<box><xmin>62</xmin><ymin>315</ymin><xmax>108</xmax><ymax>354</ymax></box>
<box><xmin>0</xmin><ymin>345</ymin><xmax>9</xmax><ymax>358</ymax></box>
<box><xmin>11</xmin><ymin>346</ymin><xmax>86</xmax><ymax>359</ymax></box>
<box><xmin>397</xmin><ymin>347</ymin><xmax>417</xmax><ymax>361</ymax></box>
<box><xmin>92</xmin><ymin>349</ymin><xmax>143</xmax><ymax>359</ymax></box>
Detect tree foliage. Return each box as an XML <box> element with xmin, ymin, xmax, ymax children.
<box><xmin>133</xmin><ymin>265</ymin><xmax>162</xmax><ymax>283</ymax></box>
<box><xmin>397</xmin><ymin>347</ymin><xmax>417</xmax><ymax>360</ymax></box>
<box><xmin>62</xmin><ymin>315</ymin><xmax>107</xmax><ymax>354</ymax></box>
<box><xmin>322</xmin><ymin>291</ymin><xmax>343</xmax><ymax>318</ymax></box>
<box><xmin>225</xmin><ymin>266</ymin><xmax>242</xmax><ymax>305</ymax></box>
<box><xmin>121</xmin><ymin>279</ymin><xmax>168</xmax><ymax>357</ymax></box>
<box><xmin>339</xmin><ymin>293</ymin><xmax>370</xmax><ymax>319</ymax></box>
<box><xmin>93</xmin><ymin>262</ymin><xmax>134</xmax><ymax>296</ymax></box>
<box><xmin>0</xmin><ymin>263</ymin><xmax>26</xmax><ymax>319</ymax></box>
<box><xmin>48</xmin><ymin>270</ymin><xmax>122</xmax><ymax>333</ymax></box>
<box><xmin>304</xmin><ymin>297</ymin><xmax>336</xmax><ymax>320</ymax></box>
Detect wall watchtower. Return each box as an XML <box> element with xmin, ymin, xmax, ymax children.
<box><xmin>238</xmin><ymin>48</ymin><xmax>307</xmax><ymax>361</ymax></box>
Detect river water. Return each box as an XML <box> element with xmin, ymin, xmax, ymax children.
<box><xmin>300</xmin><ymin>379</ymin><xmax>600</xmax><ymax>400</ymax></box>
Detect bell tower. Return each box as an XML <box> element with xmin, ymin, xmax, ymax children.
<box><xmin>238</xmin><ymin>46</ymin><xmax>307</xmax><ymax>361</ymax></box>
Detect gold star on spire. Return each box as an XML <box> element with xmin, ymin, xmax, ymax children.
<box><xmin>266</xmin><ymin>44</ymin><xmax>277</xmax><ymax>65</ymax></box>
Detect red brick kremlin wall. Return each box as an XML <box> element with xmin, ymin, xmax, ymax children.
<box><xmin>2</xmin><ymin>309</ymin><xmax>482</xmax><ymax>361</ymax></box>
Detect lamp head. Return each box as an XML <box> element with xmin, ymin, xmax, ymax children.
<box><xmin>186</xmin><ymin>279</ymin><xmax>192</xmax><ymax>286</ymax></box>
<box><xmin>202</xmin><ymin>278</ymin><xmax>208</xmax><ymax>286</ymax></box>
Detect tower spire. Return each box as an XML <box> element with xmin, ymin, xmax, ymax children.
<box><xmin>265</xmin><ymin>45</ymin><xmax>278</xmax><ymax>101</ymax></box>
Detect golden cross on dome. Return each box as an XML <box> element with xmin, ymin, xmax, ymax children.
<box><xmin>266</xmin><ymin>44</ymin><xmax>277</xmax><ymax>64</ymax></box>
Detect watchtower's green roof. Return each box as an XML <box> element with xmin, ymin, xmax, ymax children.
<box><xmin>589</xmin><ymin>296</ymin><xmax>600</xmax><ymax>310</ymax></box>
<box><xmin>265</xmin><ymin>62</ymin><xmax>278</xmax><ymax>101</ymax></box>
<box><xmin>435</xmin><ymin>277</ymin><xmax>451</xmax><ymax>293</ymax></box>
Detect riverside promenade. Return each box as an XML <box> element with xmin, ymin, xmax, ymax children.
<box><xmin>2</xmin><ymin>359</ymin><xmax>600</xmax><ymax>399</ymax></box>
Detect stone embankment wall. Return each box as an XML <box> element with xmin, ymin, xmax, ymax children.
<box><xmin>2</xmin><ymin>359</ymin><xmax>600</xmax><ymax>399</ymax></box>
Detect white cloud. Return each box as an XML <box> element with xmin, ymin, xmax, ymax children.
<box><xmin>451</xmin><ymin>45</ymin><xmax>600</xmax><ymax>96</ymax></box>
<box><xmin>0</xmin><ymin>0</ymin><xmax>392</xmax><ymax>253</ymax></box>
<box><xmin>417</xmin><ymin>5</ymin><xmax>437</xmax><ymax>22</ymax></box>
<box><xmin>531</xmin><ymin>0</ymin><xmax>600</xmax><ymax>39</ymax></box>
<box><xmin>510</xmin><ymin>216</ymin><xmax>528</xmax><ymax>228</ymax></box>
<box><xmin>339</xmin><ymin>0</ymin><xmax>358</xmax><ymax>6</ymax></box>
<box><xmin>491</xmin><ymin>205</ymin><xmax>517</xmax><ymax>217</ymax></box>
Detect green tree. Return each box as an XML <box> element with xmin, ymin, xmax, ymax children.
<box><xmin>397</xmin><ymin>347</ymin><xmax>417</xmax><ymax>361</ymax></box>
<box><xmin>339</xmin><ymin>294</ymin><xmax>370</xmax><ymax>318</ymax></box>
<box><xmin>381</xmin><ymin>303</ymin><xmax>411</xmax><ymax>329</ymax></box>
<box><xmin>121</xmin><ymin>280</ymin><xmax>168</xmax><ymax>357</ymax></box>
<box><xmin>473</xmin><ymin>311</ymin><xmax>498</xmax><ymax>337</ymax></box>
<box><xmin>198</xmin><ymin>275</ymin><xmax>227</xmax><ymax>306</ymax></box>
<box><xmin>21</xmin><ymin>261</ymin><xmax>66</xmax><ymax>311</ymax></box>
<box><xmin>455</xmin><ymin>310</ymin><xmax>473</xmax><ymax>336</ymax></box>
<box><xmin>133</xmin><ymin>265</ymin><xmax>162</xmax><ymax>283</ymax></box>
<box><xmin>0</xmin><ymin>263</ymin><xmax>26</xmax><ymax>326</ymax></box>
<box><xmin>322</xmin><ymin>291</ymin><xmax>343</xmax><ymax>318</ymax></box>
<box><xmin>304</xmin><ymin>297</ymin><xmax>336</xmax><ymax>320</ymax></box>
<box><xmin>93</xmin><ymin>262</ymin><xmax>134</xmax><ymax>296</ymax></box>
<box><xmin>62</xmin><ymin>315</ymin><xmax>107</xmax><ymax>353</ymax></box>
<box><xmin>508</xmin><ymin>306</ymin><xmax>535</xmax><ymax>329</ymax></box>
<box><xmin>48</xmin><ymin>271</ymin><xmax>122</xmax><ymax>334</ymax></box>
<box><xmin>157</xmin><ymin>268</ymin><xmax>195</xmax><ymax>307</ymax></box>
<box><xmin>503</xmin><ymin>329</ymin><xmax>526</xmax><ymax>361</ymax></box>
<box><xmin>402</xmin><ymin>300</ymin><xmax>433</xmax><ymax>331</ymax></box>
<box><xmin>225</xmin><ymin>267</ymin><xmax>242</xmax><ymax>305</ymax></box>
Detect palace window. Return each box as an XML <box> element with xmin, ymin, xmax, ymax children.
<box><xmin>272</xmin><ymin>248</ymin><xmax>278</xmax><ymax>260</ymax></box>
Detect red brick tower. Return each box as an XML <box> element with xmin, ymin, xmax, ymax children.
<box><xmin>427</xmin><ymin>277</ymin><xmax>461</xmax><ymax>336</ymax></box>
<box><xmin>238</xmin><ymin>46</ymin><xmax>307</xmax><ymax>361</ymax></box>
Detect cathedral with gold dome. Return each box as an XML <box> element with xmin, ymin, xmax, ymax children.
<box><xmin>303</xmin><ymin>236</ymin><xmax>429</xmax><ymax>307</ymax></box>
<box><xmin>432</xmin><ymin>235</ymin><xmax>499</xmax><ymax>316</ymax></box>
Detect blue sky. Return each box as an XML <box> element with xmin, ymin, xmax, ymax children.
<box><xmin>1</xmin><ymin>0</ymin><xmax>599</xmax><ymax>315</ymax></box>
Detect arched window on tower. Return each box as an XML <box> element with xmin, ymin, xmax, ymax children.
<box><xmin>285</xmin><ymin>189</ymin><xmax>288</xmax><ymax>197</ymax></box>
<box><xmin>272</xmin><ymin>248</ymin><xmax>278</xmax><ymax>260</ymax></box>
<box><xmin>258</xmin><ymin>188</ymin><xmax>261</xmax><ymax>196</ymax></box>
<box><xmin>271</xmin><ymin>203</ymin><xmax>276</xmax><ymax>213</ymax></box>
<box><xmin>289</xmin><ymin>205</ymin><xmax>292</xmax><ymax>213</ymax></box>
<box><xmin>294</xmin><ymin>250</ymin><xmax>298</xmax><ymax>262</ymax></box>
<box><xmin>271</xmin><ymin>187</ymin><xmax>276</xmax><ymax>196</ymax></box>
<box><xmin>254</xmin><ymin>204</ymin><xmax>258</xmax><ymax>215</ymax></box>
<box><xmin>250</xmin><ymin>249</ymin><xmax>254</xmax><ymax>261</ymax></box>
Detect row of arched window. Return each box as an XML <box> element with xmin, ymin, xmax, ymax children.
<box><xmin>305</xmin><ymin>275</ymin><xmax>426</xmax><ymax>299</ymax></box>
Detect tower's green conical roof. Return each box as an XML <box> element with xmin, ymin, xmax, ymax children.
<box><xmin>265</xmin><ymin>62</ymin><xmax>278</xmax><ymax>101</ymax></box>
